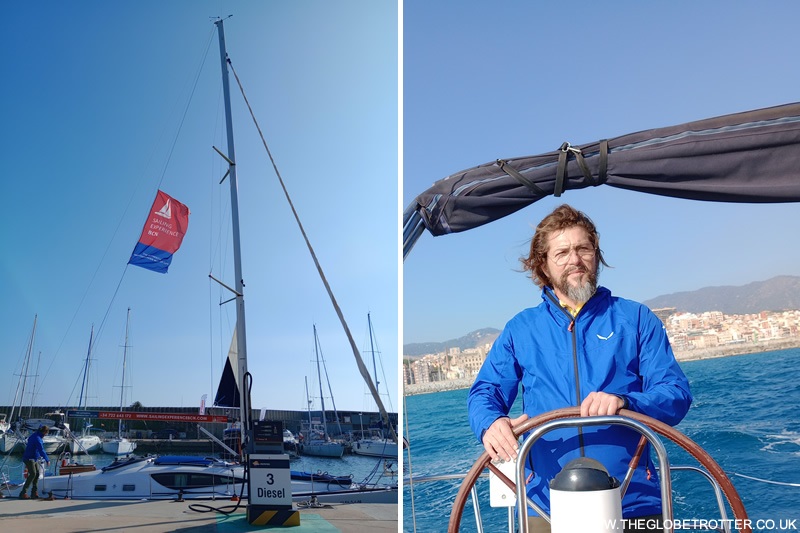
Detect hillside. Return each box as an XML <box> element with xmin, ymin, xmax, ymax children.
<box><xmin>642</xmin><ymin>275</ymin><xmax>800</xmax><ymax>314</ymax></box>
<box><xmin>403</xmin><ymin>328</ymin><xmax>500</xmax><ymax>357</ymax></box>
<box><xmin>404</xmin><ymin>276</ymin><xmax>800</xmax><ymax>355</ymax></box>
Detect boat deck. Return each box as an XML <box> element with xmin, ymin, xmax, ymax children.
<box><xmin>0</xmin><ymin>496</ymin><xmax>397</xmax><ymax>532</ymax></box>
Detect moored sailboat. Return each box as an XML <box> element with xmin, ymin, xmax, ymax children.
<box><xmin>1</xmin><ymin>317</ymin><xmax>37</xmax><ymax>454</ymax></box>
<box><xmin>352</xmin><ymin>313</ymin><xmax>398</xmax><ymax>460</ymax></box>
<box><xmin>102</xmin><ymin>308</ymin><xmax>137</xmax><ymax>457</ymax></box>
<box><xmin>0</xmin><ymin>316</ymin><xmax>66</xmax><ymax>454</ymax></box>
<box><xmin>299</xmin><ymin>372</ymin><xmax>344</xmax><ymax>458</ymax></box>
<box><xmin>68</xmin><ymin>326</ymin><xmax>102</xmax><ymax>454</ymax></box>
<box><xmin>298</xmin><ymin>326</ymin><xmax>345</xmax><ymax>458</ymax></box>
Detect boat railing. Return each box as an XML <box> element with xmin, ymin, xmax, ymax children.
<box><xmin>670</xmin><ymin>465</ymin><xmax>732</xmax><ymax>533</ymax></box>
<box><xmin>0</xmin><ymin>462</ymin><xmax>25</xmax><ymax>495</ymax></box>
<box><xmin>404</xmin><ymin>465</ymin><xmax>733</xmax><ymax>532</ymax></box>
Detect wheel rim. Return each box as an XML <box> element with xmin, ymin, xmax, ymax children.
<box><xmin>448</xmin><ymin>407</ymin><xmax>750</xmax><ymax>533</ymax></box>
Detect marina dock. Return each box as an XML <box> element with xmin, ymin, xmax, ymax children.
<box><xmin>0</xmin><ymin>496</ymin><xmax>397</xmax><ymax>532</ymax></box>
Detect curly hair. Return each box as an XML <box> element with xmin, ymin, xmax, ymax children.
<box><xmin>521</xmin><ymin>204</ymin><xmax>609</xmax><ymax>288</ymax></box>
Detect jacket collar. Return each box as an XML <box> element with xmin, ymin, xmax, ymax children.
<box><xmin>541</xmin><ymin>285</ymin><xmax>610</xmax><ymax>320</ymax></box>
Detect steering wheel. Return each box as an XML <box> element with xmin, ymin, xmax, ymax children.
<box><xmin>448</xmin><ymin>407</ymin><xmax>750</xmax><ymax>533</ymax></box>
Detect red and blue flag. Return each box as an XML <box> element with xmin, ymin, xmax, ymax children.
<box><xmin>128</xmin><ymin>190</ymin><xmax>190</xmax><ymax>273</ymax></box>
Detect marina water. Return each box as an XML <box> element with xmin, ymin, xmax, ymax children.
<box><xmin>404</xmin><ymin>348</ymin><xmax>800</xmax><ymax>532</ymax></box>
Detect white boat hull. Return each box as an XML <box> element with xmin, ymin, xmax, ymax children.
<box><xmin>42</xmin><ymin>435</ymin><xmax>67</xmax><ymax>455</ymax></box>
<box><xmin>70</xmin><ymin>435</ymin><xmax>102</xmax><ymax>454</ymax></box>
<box><xmin>352</xmin><ymin>438</ymin><xmax>398</xmax><ymax>459</ymax></box>
<box><xmin>300</xmin><ymin>441</ymin><xmax>344</xmax><ymax>458</ymax></box>
<box><xmin>102</xmin><ymin>438</ymin><xmax>137</xmax><ymax>456</ymax></box>
<box><xmin>39</xmin><ymin>456</ymin><xmax>396</xmax><ymax>504</ymax></box>
<box><xmin>0</xmin><ymin>434</ymin><xmax>22</xmax><ymax>454</ymax></box>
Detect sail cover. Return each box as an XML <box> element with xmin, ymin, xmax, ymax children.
<box><xmin>129</xmin><ymin>190</ymin><xmax>190</xmax><ymax>273</ymax></box>
<box><xmin>404</xmin><ymin>102</ymin><xmax>800</xmax><ymax>258</ymax></box>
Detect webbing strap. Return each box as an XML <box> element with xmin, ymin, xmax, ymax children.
<box><xmin>555</xmin><ymin>141</ymin><xmax>609</xmax><ymax>196</ymax></box>
<box><xmin>598</xmin><ymin>139</ymin><xmax>609</xmax><ymax>184</ymax></box>
<box><xmin>497</xmin><ymin>159</ymin><xmax>546</xmax><ymax>196</ymax></box>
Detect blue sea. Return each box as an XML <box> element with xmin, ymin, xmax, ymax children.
<box><xmin>403</xmin><ymin>348</ymin><xmax>800</xmax><ymax>533</ymax></box>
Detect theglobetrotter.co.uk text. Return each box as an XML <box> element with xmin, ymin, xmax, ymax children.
<box><xmin>606</xmin><ymin>518</ymin><xmax>798</xmax><ymax>531</ymax></box>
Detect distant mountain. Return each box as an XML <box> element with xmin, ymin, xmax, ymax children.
<box><xmin>404</xmin><ymin>276</ymin><xmax>800</xmax><ymax>355</ymax></box>
<box><xmin>642</xmin><ymin>275</ymin><xmax>800</xmax><ymax>314</ymax></box>
<box><xmin>403</xmin><ymin>328</ymin><xmax>501</xmax><ymax>357</ymax></box>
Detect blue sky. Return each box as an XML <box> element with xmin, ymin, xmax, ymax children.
<box><xmin>1</xmin><ymin>0</ymin><xmax>398</xmax><ymax>413</ymax></box>
<box><xmin>403</xmin><ymin>0</ymin><xmax>800</xmax><ymax>344</ymax></box>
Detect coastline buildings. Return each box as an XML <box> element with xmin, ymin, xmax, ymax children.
<box><xmin>404</xmin><ymin>308</ymin><xmax>800</xmax><ymax>387</ymax></box>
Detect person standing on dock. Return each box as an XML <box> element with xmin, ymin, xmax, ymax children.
<box><xmin>20</xmin><ymin>425</ymin><xmax>50</xmax><ymax>499</ymax></box>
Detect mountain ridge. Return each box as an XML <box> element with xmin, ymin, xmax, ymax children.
<box><xmin>403</xmin><ymin>275</ymin><xmax>800</xmax><ymax>356</ymax></box>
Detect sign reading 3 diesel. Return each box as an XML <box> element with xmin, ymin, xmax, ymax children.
<box><xmin>248</xmin><ymin>454</ymin><xmax>292</xmax><ymax>507</ymax></box>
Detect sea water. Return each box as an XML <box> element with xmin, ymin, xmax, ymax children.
<box><xmin>403</xmin><ymin>348</ymin><xmax>800</xmax><ymax>533</ymax></box>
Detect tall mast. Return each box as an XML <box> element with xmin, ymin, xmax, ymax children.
<box><xmin>12</xmin><ymin>315</ymin><xmax>37</xmax><ymax>423</ymax></box>
<box><xmin>215</xmin><ymin>18</ymin><xmax>250</xmax><ymax>435</ymax></box>
<box><xmin>78</xmin><ymin>325</ymin><xmax>94</xmax><ymax>410</ymax></box>
<box><xmin>118</xmin><ymin>308</ymin><xmax>131</xmax><ymax>438</ymax></box>
<box><xmin>313</xmin><ymin>325</ymin><xmax>328</xmax><ymax>438</ymax></box>
<box><xmin>305</xmin><ymin>376</ymin><xmax>312</xmax><ymax>427</ymax></box>
<box><xmin>367</xmin><ymin>312</ymin><xmax>379</xmax><ymax>398</ymax></box>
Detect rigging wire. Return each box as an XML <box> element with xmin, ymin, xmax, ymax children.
<box><xmin>363</xmin><ymin>315</ymin><xmax>394</xmax><ymax>413</ymax></box>
<box><xmin>225</xmin><ymin>57</ymin><xmax>397</xmax><ymax>442</ymax></box>
<box><xmin>208</xmin><ymin>65</ymin><xmax>229</xmax><ymax>406</ymax></box>
<box><xmin>154</xmin><ymin>27</ymin><xmax>217</xmax><ymax>191</ymax></box>
<box><xmin>731</xmin><ymin>472</ymin><xmax>800</xmax><ymax>487</ymax></box>
<box><xmin>316</xmin><ymin>332</ymin><xmax>344</xmax><ymax>437</ymax></box>
<box><xmin>37</xmin><ymin>26</ymin><xmax>217</xmax><ymax>407</ymax></box>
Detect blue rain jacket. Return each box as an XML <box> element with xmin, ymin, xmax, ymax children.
<box><xmin>23</xmin><ymin>431</ymin><xmax>50</xmax><ymax>463</ymax></box>
<box><xmin>468</xmin><ymin>286</ymin><xmax>692</xmax><ymax>518</ymax></box>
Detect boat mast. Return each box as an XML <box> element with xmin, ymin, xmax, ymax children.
<box><xmin>215</xmin><ymin>18</ymin><xmax>250</xmax><ymax>437</ymax></box>
<box><xmin>78</xmin><ymin>325</ymin><xmax>94</xmax><ymax>410</ymax></box>
<box><xmin>118</xmin><ymin>308</ymin><xmax>131</xmax><ymax>438</ymax></box>
<box><xmin>305</xmin><ymin>376</ymin><xmax>312</xmax><ymax>428</ymax></box>
<box><xmin>313</xmin><ymin>325</ymin><xmax>329</xmax><ymax>439</ymax></box>
<box><xmin>11</xmin><ymin>315</ymin><xmax>37</xmax><ymax>424</ymax></box>
<box><xmin>367</xmin><ymin>312</ymin><xmax>380</xmax><ymax>398</ymax></box>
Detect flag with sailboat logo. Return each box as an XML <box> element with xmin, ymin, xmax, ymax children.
<box><xmin>128</xmin><ymin>190</ymin><xmax>190</xmax><ymax>273</ymax></box>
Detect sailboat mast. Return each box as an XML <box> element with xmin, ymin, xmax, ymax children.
<box><xmin>215</xmin><ymin>18</ymin><xmax>250</xmax><ymax>434</ymax></box>
<box><xmin>313</xmin><ymin>325</ymin><xmax>328</xmax><ymax>437</ymax></box>
<box><xmin>305</xmin><ymin>376</ymin><xmax>312</xmax><ymax>426</ymax></box>
<box><xmin>12</xmin><ymin>315</ymin><xmax>37</xmax><ymax>424</ymax></box>
<box><xmin>118</xmin><ymin>308</ymin><xmax>131</xmax><ymax>438</ymax></box>
<box><xmin>367</xmin><ymin>312</ymin><xmax>379</xmax><ymax>398</ymax></box>
<box><xmin>78</xmin><ymin>325</ymin><xmax>94</xmax><ymax>410</ymax></box>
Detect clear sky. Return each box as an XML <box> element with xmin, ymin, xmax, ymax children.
<box><xmin>403</xmin><ymin>0</ymin><xmax>800</xmax><ymax>345</ymax></box>
<box><xmin>1</xmin><ymin>0</ymin><xmax>398</xmax><ymax>414</ymax></box>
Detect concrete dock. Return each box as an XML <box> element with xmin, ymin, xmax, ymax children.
<box><xmin>0</xmin><ymin>496</ymin><xmax>397</xmax><ymax>532</ymax></box>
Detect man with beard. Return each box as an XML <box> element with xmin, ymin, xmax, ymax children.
<box><xmin>467</xmin><ymin>204</ymin><xmax>692</xmax><ymax>533</ymax></box>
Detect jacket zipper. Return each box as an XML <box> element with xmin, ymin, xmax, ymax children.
<box><xmin>545</xmin><ymin>290</ymin><xmax>586</xmax><ymax>455</ymax></box>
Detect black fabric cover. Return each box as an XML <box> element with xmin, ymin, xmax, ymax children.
<box><xmin>407</xmin><ymin>103</ymin><xmax>800</xmax><ymax>239</ymax></box>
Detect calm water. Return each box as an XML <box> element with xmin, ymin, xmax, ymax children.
<box><xmin>404</xmin><ymin>348</ymin><xmax>800</xmax><ymax>532</ymax></box>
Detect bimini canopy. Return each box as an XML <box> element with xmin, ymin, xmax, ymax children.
<box><xmin>403</xmin><ymin>102</ymin><xmax>800</xmax><ymax>259</ymax></box>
